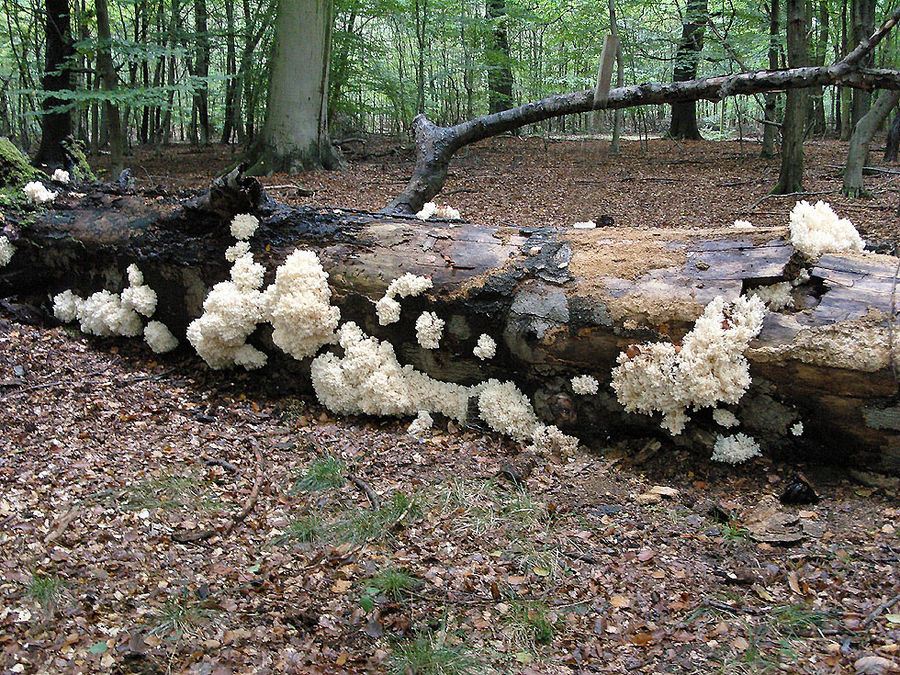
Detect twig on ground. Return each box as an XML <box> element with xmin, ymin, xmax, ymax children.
<box><xmin>44</xmin><ymin>506</ymin><xmax>81</xmax><ymax>545</ymax></box>
<box><xmin>204</xmin><ymin>457</ymin><xmax>241</xmax><ymax>473</ymax></box>
<box><xmin>704</xmin><ymin>600</ymin><xmax>763</xmax><ymax>615</ymax></box>
<box><xmin>861</xmin><ymin>593</ymin><xmax>900</xmax><ymax>628</ymax></box>
<box><xmin>347</xmin><ymin>474</ymin><xmax>380</xmax><ymax>510</ymax></box>
<box><xmin>172</xmin><ymin>444</ymin><xmax>264</xmax><ymax>544</ymax></box>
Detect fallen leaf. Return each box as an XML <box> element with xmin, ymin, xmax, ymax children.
<box><xmin>610</xmin><ymin>595</ymin><xmax>631</xmax><ymax>608</ymax></box>
<box><xmin>854</xmin><ymin>655</ymin><xmax>900</xmax><ymax>674</ymax></box>
<box><xmin>331</xmin><ymin>579</ymin><xmax>352</xmax><ymax>593</ymax></box>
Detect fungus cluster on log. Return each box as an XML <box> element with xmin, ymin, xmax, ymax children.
<box><xmin>1</xmin><ymin>160</ymin><xmax>898</xmax><ymax>474</ymax></box>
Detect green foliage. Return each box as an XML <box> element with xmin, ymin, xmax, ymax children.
<box><xmin>292</xmin><ymin>456</ymin><xmax>346</xmax><ymax>492</ymax></box>
<box><xmin>362</xmin><ymin>566</ymin><xmax>421</xmax><ymax>601</ymax></box>
<box><xmin>278</xmin><ymin>514</ymin><xmax>324</xmax><ymax>544</ymax></box>
<box><xmin>389</xmin><ymin>631</ymin><xmax>483</xmax><ymax>675</ymax></box>
<box><xmin>122</xmin><ymin>471</ymin><xmax>222</xmax><ymax>514</ymax></box>
<box><xmin>333</xmin><ymin>491</ymin><xmax>419</xmax><ymax>544</ymax></box>
<box><xmin>148</xmin><ymin>591</ymin><xmax>220</xmax><ymax>639</ymax></box>
<box><xmin>504</xmin><ymin>597</ymin><xmax>556</xmax><ymax>648</ymax></box>
<box><xmin>26</xmin><ymin>572</ymin><xmax>65</xmax><ymax>615</ymax></box>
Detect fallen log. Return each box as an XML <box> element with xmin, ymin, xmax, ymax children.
<box><xmin>2</xmin><ymin>176</ymin><xmax>899</xmax><ymax>473</ymax></box>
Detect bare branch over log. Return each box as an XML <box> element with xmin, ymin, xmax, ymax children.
<box><xmin>384</xmin><ymin>6</ymin><xmax>900</xmax><ymax>215</ymax></box>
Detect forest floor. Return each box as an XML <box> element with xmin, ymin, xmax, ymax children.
<box><xmin>1</xmin><ymin>135</ymin><xmax>899</xmax><ymax>674</ymax></box>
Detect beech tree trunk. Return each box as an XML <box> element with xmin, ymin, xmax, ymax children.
<box><xmin>843</xmin><ymin>90</ymin><xmax>900</xmax><ymax>197</ymax></box>
<box><xmin>668</xmin><ymin>0</ymin><xmax>707</xmax><ymax>140</ymax></box>
<box><xmin>246</xmin><ymin>0</ymin><xmax>342</xmax><ymax>174</ymax></box>
<box><xmin>95</xmin><ymin>0</ymin><xmax>124</xmax><ymax>175</ymax></box>
<box><xmin>2</xmin><ymin>174</ymin><xmax>900</xmax><ymax>474</ymax></box>
<box><xmin>773</xmin><ymin>0</ymin><xmax>807</xmax><ymax>195</ymax></box>
<box><xmin>885</xmin><ymin>112</ymin><xmax>900</xmax><ymax>162</ymax></box>
<box><xmin>760</xmin><ymin>0</ymin><xmax>780</xmax><ymax>159</ymax></box>
<box><xmin>485</xmin><ymin>0</ymin><xmax>514</xmax><ymax>114</ymax></box>
<box><xmin>33</xmin><ymin>0</ymin><xmax>74</xmax><ymax>168</ymax></box>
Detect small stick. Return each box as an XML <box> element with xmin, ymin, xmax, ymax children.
<box><xmin>347</xmin><ymin>474</ymin><xmax>380</xmax><ymax>510</ymax></box>
<box><xmin>750</xmin><ymin>189</ymin><xmax>838</xmax><ymax>209</ymax></box>
<box><xmin>44</xmin><ymin>506</ymin><xmax>81</xmax><ymax>545</ymax></box>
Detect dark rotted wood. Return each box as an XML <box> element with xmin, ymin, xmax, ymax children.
<box><xmin>2</xmin><ymin>182</ymin><xmax>899</xmax><ymax>474</ymax></box>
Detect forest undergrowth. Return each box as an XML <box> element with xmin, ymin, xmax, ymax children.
<box><xmin>1</xmin><ymin>136</ymin><xmax>899</xmax><ymax>674</ymax></box>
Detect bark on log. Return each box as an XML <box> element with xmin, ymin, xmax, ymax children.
<box><xmin>385</xmin><ymin>5</ymin><xmax>900</xmax><ymax>215</ymax></box>
<box><xmin>2</xmin><ymin>176</ymin><xmax>899</xmax><ymax>474</ymax></box>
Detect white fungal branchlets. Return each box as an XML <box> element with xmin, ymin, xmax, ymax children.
<box><xmin>711</xmin><ymin>433</ymin><xmax>761</xmax><ymax>464</ymax></box>
<box><xmin>712</xmin><ymin>408</ymin><xmax>740</xmax><ymax>429</ymax></box>
<box><xmin>0</xmin><ymin>236</ymin><xmax>15</xmax><ymax>267</ymax></box>
<box><xmin>144</xmin><ymin>320</ymin><xmax>178</xmax><ymax>354</ymax></box>
<box><xmin>415</xmin><ymin>311</ymin><xmax>444</xmax><ymax>349</ymax></box>
<box><xmin>571</xmin><ymin>375</ymin><xmax>599</xmax><ymax>395</ymax></box>
<box><xmin>415</xmin><ymin>202</ymin><xmax>461</xmax><ymax>221</ymax></box>
<box><xmin>791</xmin><ymin>421</ymin><xmax>804</xmax><ymax>436</ymax></box>
<box><xmin>23</xmin><ymin>181</ymin><xmax>56</xmax><ymax>204</ymax></box>
<box><xmin>186</xmin><ymin>279</ymin><xmax>265</xmax><ymax>369</ymax></box>
<box><xmin>121</xmin><ymin>264</ymin><xmax>158</xmax><ymax>317</ymax></box>
<box><xmin>407</xmin><ymin>410</ymin><xmax>433</xmax><ymax>436</ymax></box>
<box><xmin>731</xmin><ymin>219</ymin><xmax>755</xmax><ymax>230</ymax></box>
<box><xmin>612</xmin><ymin>295</ymin><xmax>766</xmax><ymax>435</ymax></box>
<box><xmin>51</xmin><ymin>168</ymin><xmax>70</xmax><ymax>184</ymax></box>
<box><xmin>375</xmin><ymin>273</ymin><xmax>433</xmax><ymax>326</ymax></box>
<box><xmin>473</xmin><ymin>334</ymin><xmax>496</xmax><ymax>360</ymax></box>
<box><xmin>230</xmin><ymin>213</ymin><xmax>259</xmax><ymax>240</ymax></box>
<box><xmin>789</xmin><ymin>200</ymin><xmax>864</xmax><ymax>257</ymax></box>
<box><xmin>747</xmin><ymin>281</ymin><xmax>793</xmax><ymax>311</ymax></box>
<box><xmin>572</xmin><ymin>220</ymin><xmax>597</xmax><ymax>230</ymax></box>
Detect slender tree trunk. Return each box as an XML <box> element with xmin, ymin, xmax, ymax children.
<box><xmin>843</xmin><ymin>90</ymin><xmax>900</xmax><ymax>196</ymax></box>
<box><xmin>807</xmin><ymin>0</ymin><xmax>828</xmax><ymax>135</ymax></box>
<box><xmin>95</xmin><ymin>0</ymin><xmax>123</xmax><ymax>174</ymax></box>
<box><xmin>247</xmin><ymin>0</ymin><xmax>342</xmax><ymax>174</ymax></box>
<box><xmin>194</xmin><ymin>0</ymin><xmax>210</xmax><ymax>144</ymax></box>
<box><xmin>668</xmin><ymin>0</ymin><xmax>708</xmax><ymax>139</ymax></box>
<box><xmin>773</xmin><ymin>0</ymin><xmax>807</xmax><ymax>194</ymax></box>
<box><xmin>34</xmin><ymin>0</ymin><xmax>74</xmax><ymax>167</ymax></box>
<box><xmin>486</xmin><ymin>0</ymin><xmax>514</xmax><ymax>114</ymax></box>
<box><xmin>761</xmin><ymin>0</ymin><xmax>780</xmax><ymax>157</ymax></box>
<box><xmin>609</xmin><ymin>0</ymin><xmax>624</xmax><ymax>153</ymax></box>
<box><xmin>850</xmin><ymin>0</ymin><xmax>876</xmax><ymax>125</ymax></box>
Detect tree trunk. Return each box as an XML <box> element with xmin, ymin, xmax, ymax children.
<box><xmin>192</xmin><ymin>0</ymin><xmax>210</xmax><ymax>146</ymax></box>
<box><xmin>385</xmin><ymin>1</ymin><xmax>900</xmax><ymax>215</ymax></box>
<box><xmin>843</xmin><ymin>89</ymin><xmax>900</xmax><ymax>196</ymax></box>
<box><xmin>95</xmin><ymin>0</ymin><xmax>123</xmax><ymax>175</ymax></box>
<box><xmin>486</xmin><ymin>0</ymin><xmax>514</xmax><ymax>114</ymax></box>
<box><xmin>773</xmin><ymin>0</ymin><xmax>807</xmax><ymax>195</ymax></box>
<box><xmin>33</xmin><ymin>0</ymin><xmax>74</xmax><ymax>168</ymax></box>
<box><xmin>609</xmin><ymin>0</ymin><xmax>624</xmax><ymax>154</ymax></box>
<box><xmin>246</xmin><ymin>0</ymin><xmax>342</xmax><ymax>174</ymax></box>
<box><xmin>668</xmin><ymin>0</ymin><xmax>708</xmax><ymax>140</ymax></box>
<box><xmin>851</xmin><ymin>0</ymin><xmax>876</xmax><ymax>125</ymax></box>
<box><xmin>885</xmin><ymin>112</ymin><xmax>900</xmax><ymax>162</ymax></box>
<box><xmin>3</xmin><ymin>175</ymin><xmax>899</xmax><ymax>474</ymax></box>
<box><xmin>760</xmin><ymin>0</ymin><xmax>780</xmax><ymax>158</ymax></box>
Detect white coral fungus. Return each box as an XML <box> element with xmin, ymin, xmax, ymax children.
<box><xmin>527</xmin><ymin>424</ymin><xmax>579</xmax><ymax>457</ymax></box>
<box><xmin>788</xmin><ymin>200</ymin><xmax>864</xmax><ymax>257</ymax></box>
<box><xmin>791</xmin><ymin>421</ymin><xmax>804</xmax><ymax>436</ymax></box>
<box><xmin>230</xmin><ymin>213</ymin><xmax>259</xmax><ymax>240</ymax></box>
<box><xmin>144</xmin><ymin>321</ymin><xmax>178</xmax><ymax>353</ymax></box>
<box><xmin>473</xmin><ymin>334</ymin><xmax>496</xmax><ymax>360</ymax></box>
<box><xmin>407</xmin><ymin>410</ymin><xmax>433</xmax><ymax>436</ymax></box>
<box><xmin>225</xmin><ymin>241</ymin><xmax>251</xmax><ymax>262</ymax></box>
<box><xmin>747</xmin><ymin>282</ymin><xmax>794</xmax><ymax>311</ymax></box>
<box><xmin>612</xmin><ymin>295</ymin><xmax>766</xmax><ymax>435</ymax></box>
<box><xmin>76</xmin><ymin>290</ymin><xmax>143</xmax><ymax>337</ymax></box>
<box><xmin>415</xmin><ymin>203</ymin><xmax>461</xmax><ymax>221</ymax></box>
<box><xmin>712</xmin><ymin>408</ymin><xmax>740</xmax><ymax>429</ymax></box>
<box><xmin>731</xmin><ymin>219</ymin><xmax>755</xmax><ymax>230</ymax></box>
<box><xmin>415</xmin><ymin>311</ymin><xmax>444</xmax><ymax>349</ymax></box>
<box><xmin>51</xmin><ymin>168</ymin><xmax>70</xmax><ymax>183</ymax></box>
<box><xmin>0</xmin><ymin>236</ymin><xmax>14</xmax><ymax>267</ymax></box>
<box><xmin>186</xmin><ymin>280</ymin><xmax>264</xmax><ymax>369</ymax></box>
<box><xmin>23</xmin><ymin>181</ymin><xmax>56</xmax><ymax>204</ymax></box>
<box><xmin>120</xmin><ymin>264</ymin><xmax>157</xmax><ymax>317</ymax></box>
<box><xmin>375</xmin><ymin>273</ymin><xmax>433</xmax><ymax>326</ymax></box>
<box><xmin>310</xmin><ymin>322</ymin><xmax>469</xmax><ymax>421</ymax></box>
<box><xmin>572</xmin><ymin>221</ymin><xmax>597</xmax><ymax>230</ymax></box>
<box><xmin>52</xmin><ymin>289</ymin><xmax>80</xmax><ymax>323</ymax></box>
<box><xmin>571</xmin><ymin>375</ymin><xmax>599</xmax><ymax>395</ymax></box>
<box><xmin>262</xmin><ymin>249</ymin><xmax>340</xmax><ymax>360</ymax></box>
<box><xmin>711</xmin><ymin>433</ymin><xmax>761</xmax><ymax>464</ymax></box>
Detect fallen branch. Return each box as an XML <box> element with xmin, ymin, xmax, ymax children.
<box><xmin>172</xmin><ymin>445</ymin><xmax>264</xmax><ymax>543</ymax></box>
<box><xmin>43</xmin><ymin>506</ymin><xmax>81</xmax><ymax>545</ymax></box>
<box><xmin>384</xmin><ymin>6</ymin><xmax>900</xmax><ymax>214</ymax></box>
<box><xmin>347</xmin><ymin>474</ymin><xmax>380</xmax><ymax>510</ymax></box>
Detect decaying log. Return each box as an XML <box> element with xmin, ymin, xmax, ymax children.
<box><xmin>385</xmin><ymin>6</ymin><xmax>900</xmax><ymax>214</ymax></box>
<box><xmin>2</xmin><ymin>175</ymin><xmax>899</xmax><ymax>474</ymax></box>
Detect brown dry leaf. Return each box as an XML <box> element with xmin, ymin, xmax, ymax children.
<box><xmin>330</xmin><ymin>579</ymin><xmax>352</xmax><ymax>593</ymax></box>
<box><xmin>751</xmin><ymin>583</ymin><xmax>776</xmax><ymax>602</ymax></box>
<box><xmin>610</xmin><ymin>595</ymin><xmax>631</xmax><ymax>609</ymax></box>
